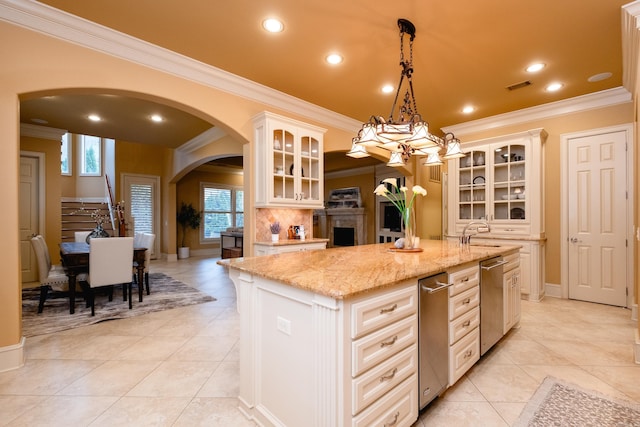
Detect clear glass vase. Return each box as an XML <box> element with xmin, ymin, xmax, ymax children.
<box><xmin>402</xmin><ymin>208</ymin><xmax>416</xmax><ymax>249</ymax></box>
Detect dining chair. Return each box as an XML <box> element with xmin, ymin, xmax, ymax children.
<box><xmin>84</xmin><ymin>237</ymin><xmax>134</xmax><ymax>316</ymax></box>
<box><xmin>30</xmin><ymin>235</ymin><xmax>71</xmax><ymax>313</ymax></box>
<box><xmin>136</xmin><ymin>233</ymin><xmax>155</xmax><ymax>296</ymax></box>
<box><xmin>74</xmin><ymin>231</ymin><xmax>91</xmax><ymax>243</ymax></box>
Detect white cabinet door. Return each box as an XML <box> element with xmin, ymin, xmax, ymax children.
<box><xmin>254</xmin><ymin>112</ymin><xmax>325</xmax><ymax>209</ymax></box>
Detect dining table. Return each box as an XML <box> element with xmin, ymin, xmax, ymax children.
<box><xmin>59</xmin><ymin>241</ymin><xmax>147</xmax><ymax>314</ymax></box>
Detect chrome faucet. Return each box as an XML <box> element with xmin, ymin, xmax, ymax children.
<box><xmin>460</xmin><ymin>221</ymin><xmax>491</xmax><ymax>245</ymax></box>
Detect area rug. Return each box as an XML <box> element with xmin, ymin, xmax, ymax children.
<box><xmin>514</xmin><ymin>376</ymin><xmax>640</xmax><ymax>427</ymax></box>
<box><xmin>22</xmin><ymin>272</ymin><xmax>216</xmax><ymax>337</ymax></box>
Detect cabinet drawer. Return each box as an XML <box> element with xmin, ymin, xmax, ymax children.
<box><xmin>351</xmin><ymin>285</ymin><xmax>417</xmax><ymax>339</ymax></box>
<box><xmin>448</xmin><ymin>265</ymin><xmax>479</xmax><ymax>296</ymax></box>
<box><xmin>449</xmin><ymin>327</ymin><xmax>480</xmax><ymax>385</ymax></box>
<box><xmin>448</xmin><ymin>286</ymin><xmax>479</xmax><ymax>321</ymax></box>
<box><xmin>490</xmin><ymin>224</ymin><xmax>531</xmax><ymax>236</ymax></box>
<box><xmin>352</xmin><ymin>374</ymin><xmax>417</xmax><ymax>427</ymax></box>
<box><xmin>352</xmin><ymin>344</ymin><xmax>417</xmax><ymax>416</ymax></box>
<box><xmin>449</xmin><ymin>306</ymin><xmax>480</xmax><ymax>345</ymax></box>
<box><xmin>352</xmin><ymin>315</ymin><xmax>417</xmax><ymax>377</ymax></box>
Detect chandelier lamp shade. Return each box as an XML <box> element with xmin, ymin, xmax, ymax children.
<box><xmin>347</xmin><ymin>19</ymin><xmax>465</xmax><ymax>167</ymax></box>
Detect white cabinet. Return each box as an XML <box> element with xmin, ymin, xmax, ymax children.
<box><xmin>448</xmin><ymin>129</ymin><xmax>546</xmax><ymax>237</ymax></box>
<box><xmin>253</xmin><ymin>111</ymin><xmax>326</xmax><ymax>208</ymax></box>
<box><xmin>231</xmin><ymin>269</ymin><xmax>419</xmax><ymax>427</ymax></box>
<box><xmin>503</xmin><ymin>252</ymin><xmax>521</xmax><ymax>334</ymax></box>
<box><xmin>253</xmin><ymin>240</ymin><xmax>327</xmax><ymax>256</ymax></box>
<box><xmin>447</xmin><ymin>264</ymin><xmax>480</xmax><ymax>385</ymax></box>
<box><xmin>447</xmin><ymin>129</ymin><xmax>547</xmax><ymax>301</ymax></box>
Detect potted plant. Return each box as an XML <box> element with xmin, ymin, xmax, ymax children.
<box><xmin>270</xmin><ymin>221</ymin><xmax>281</xmax><ymax>242</ymax></box>
<box><xmin>176</xmin><ymin>202</ymin><xmax>201</xmax><ymax>259</ymax></box>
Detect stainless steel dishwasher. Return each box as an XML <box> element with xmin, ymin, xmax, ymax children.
<box><xmin>480</xmin><ymin>256</ymin><xmax>508</xmax><ymax>355</ymax></box>
<box><xmin>418</xmin><ymin>272</ymin><xmax>451</xmax><ymax>409</ymax></box>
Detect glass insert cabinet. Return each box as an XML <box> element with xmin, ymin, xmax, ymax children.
<box><xmin>253</xmin><ymin>112</ymin><xmax>326</xmax><ymax>209</ymax></box>
<box><xmin>457</xmin><ymin>145</ymin><xmax>526</xmax><ymax>223</ymax></box>
<box><xmin>448</xmin><ymin>129</ymin><xmax>545</xmax><ymax>237</ymax></box>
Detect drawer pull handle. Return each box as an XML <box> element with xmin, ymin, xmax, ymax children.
<box><xmin>384</xmin><ymin>411</ymin><xmax>400</xmax><ymax>427</ymax></box>
<box><xmin>464</xmin><ymin>349</ymin><xmax>473</xmax><ymax>359</ymax></box>
<box><xmin>379</xmin><ymin>367</ymin><xmax>398</xmax><ymax>382</ymax></box>
<box><xmin>462</xmin><ymin>276</ymin><xmax>469</xmax><ymax>282</ymax></box>
<box><xmin>462</xmin><ymin>320</ymin><xmax>471</xmax><ymax>327</ymax></box>
<box><xmin>380</xmin><ymin>335</ymin><xmax>398</xmax><ymax>348</ymax></box>
<box><xmin>380</xmin><ymin>303</ymin><xmax>398</xmax><ymax>314</ymax></box>
<box><xmin>463</xmin><ymin>298</ymin><xmax>471</xmax><ymax>304</ymax></box>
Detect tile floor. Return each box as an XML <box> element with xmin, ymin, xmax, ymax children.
<box><xmin>2</xmin><ymin>256</ymin><xmax>639</xmax><ymax>426</ymax></box>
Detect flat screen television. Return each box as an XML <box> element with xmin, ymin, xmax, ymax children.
<box><xmin>383</xmin><ymin>204</ymin><xmax>402</xmax><ymax>232</ymax></box>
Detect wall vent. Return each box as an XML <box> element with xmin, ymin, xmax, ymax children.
<box><xmin>507</xmin><ymin>81</ymin><xmax>532</xmax><ymax>91</ymax></box>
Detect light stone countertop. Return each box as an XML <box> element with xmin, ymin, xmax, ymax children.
<box><xmin>253</xmin><ymin>237</ymin><xmax>329</xmax><ymax>247</ymax></box>
<box><xmin>219</xmin><ymin>240</ymin><xmax>520</xmax><ymax>299</ymax></box>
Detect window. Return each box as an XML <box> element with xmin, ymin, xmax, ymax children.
<box><xmin>130</xmin><ymin>183</ymin><xmax>154</xmax><ymax>235</ymax></box>
<box><xmin>61</xmin><ymin>133</ymin><xmax>71</xmax><ymax>175</ymax></box>
<box><xmin>79</xmin><ymin>135</ymin><xmax>101</xmax><ymax>176</ymax></box>
<box><xmin>201</xmin><ymin>183</ymin><xmax>244</xmax><ymax>240</ymax></box>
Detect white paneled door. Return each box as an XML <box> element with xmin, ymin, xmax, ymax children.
<box><xmin>19</xmin><ymin>155</ymin><xmax>41</xmax><ymax>282</ymax></box>
<box><xmin>567</xmin><ymin>130</ymin><xmax>628</xmax><ymax>306</ymax></box>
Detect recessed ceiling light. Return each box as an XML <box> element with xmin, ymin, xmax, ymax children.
<box><xmin>262</xmin><ymin>18</ymin><xmax>284</xmax><ymax>33</ymax></box>
<box><xmin>462</xmin><ymin>105</ymin><xmax>475</xmax><ymax>114</ymax></box>
<box><xmin>150</xmin><ymin>114</ymin><xmax>164</xmax><ymax>123</ymax></box>
<box><xmin>545</xmin><ymin>82</ymin><xmax>563</xmax><ymax>92</ymax></box>
<box><xmin>326</xmin><ymin>53</ymin><xmax>343</xmax><ymax>65</ymax></box>
<box><xmin>381</xmin><ymin>85</ymin><xmax>394</xmax><ymax>94</ymax></box>
<box><xmin>588</xmin><ymin>72</ymin><xmax>612</xmax><ymax>82</ymax></box>
<box><xmin>526</xmin><ymin>63</ymin><xmax>545</xmax><ymax>73</ymax></box>
<box><xmin>88</xmin><ymin>114</ymin><xmax>101</xmax><ymax>122</ymax></box>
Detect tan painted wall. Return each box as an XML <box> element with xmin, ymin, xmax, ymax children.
<box><xmin>452</xmin><ymin>103</ymin><xmax>634</xmax><ymax>286</ymax></box>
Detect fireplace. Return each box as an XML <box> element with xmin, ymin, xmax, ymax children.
<box><xmin>315</xmin><ymin>208</ymin><xmax>366</xmax><ymax>248</ymax></box>
<box><xmin>333</xmin><ymin>227</ymin><xmax>355</xmax><ymax>246</ymax></box>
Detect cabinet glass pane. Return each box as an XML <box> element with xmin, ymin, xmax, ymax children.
<box><xmin>458</xmin><ymin>149</ymin><xmax>487</xmax><ymax>220</ymax></box>
<box><xmin>493</xmin><ymin>144</ymin><xmax>526</xmax><ymax>221</ymax></box>
<box><xmin>272</xmin><ymin>129</ymin><xmax>294</xmax><ymax>200</ymax></box>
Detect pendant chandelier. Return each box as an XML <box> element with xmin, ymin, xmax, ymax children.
<box><xmin>347</xmin><ymin>19</ymin><xmax>465</xmax><ymax>167</ymax></box>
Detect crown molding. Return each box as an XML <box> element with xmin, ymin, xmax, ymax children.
<box><xmin>20</xmin><ymin>123</ymin><xmax>67</xmax><ymax>140</ymax></box>
<box><xmin>0</xmin><ymin>0</ymin><xmax>361</xmax><ymax>133</ymax></box>
<box><xmin>442</xmin><ymin>87</ymin><xmax>632</xmax><ymax>137</ymax></box>
<box><xmin>622</xmin><ymin>1</ymin><xmax>640</xmax><ymax>94</ymax></box>
<box><xmin>177</xmin><ymin>127</ymin><xmax>227</xmax><ymax>154</ymax></box>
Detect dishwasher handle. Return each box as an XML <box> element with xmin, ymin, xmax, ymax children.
<box><xmin>420</xmin><ymin>280</ymin><xmax>452</xmax><ymax>293</ymax></box>
<box><xmin>480</xmin><ymin>260</ymin><xmax>508</xmax><ymax>271</ymax></box>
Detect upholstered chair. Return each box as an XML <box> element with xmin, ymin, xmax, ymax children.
<box><xmin>74</xmin><ymin>231</ymin><xmax>91</xmax><ymax>243</ymax></box>
<box><xmin>84</xmin><ymin>237</ymin><xmax>134</xmax><ymax>316</ymax></box>
<box><xmin>138</xmin><ymin>233</ymin><xmax>155</xmax><ymax>295</ymax></box>
<box><xmin>30</xmin><ymin>235</ymin><xmax>70</xmax><ymax>313</ymax></box>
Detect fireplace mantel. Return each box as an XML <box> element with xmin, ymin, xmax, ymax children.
<box><xmin>315</xmin><ymin>208</ymin><xmax>366</xmax><ymax>247</ymax></box>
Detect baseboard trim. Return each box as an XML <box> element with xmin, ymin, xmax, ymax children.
<box><xmin>0</xmin><ymin>337</ymin><xmax>26</xmax><ymax>373</ymax></box>
<box><xmin>632</xmin><ymin>304</ymin><xmax>638</xmax><ymax>321</ymax></box>
<box><xmin>635</xmin><ymin>330</ymin><xmax>640</xmax><ymax>365</ymax></box>
<box><xmin>545</xmin><ymin>283</ymin><xmax>561</xmax><ymax>298</ymax></box>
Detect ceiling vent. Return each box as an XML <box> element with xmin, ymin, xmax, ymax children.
<box><xmin>507</xmin><ymin>81</ymin><xmax>532</xmax><ymax>91</ymax></box>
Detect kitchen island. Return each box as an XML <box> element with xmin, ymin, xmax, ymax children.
<box><xmin>220</xmin><ymin>240</ymin><xmax>519</xmax><ymax>427</ymax></box>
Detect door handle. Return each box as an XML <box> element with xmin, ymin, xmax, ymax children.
<box><xmin>569</xmin><ymin>237</ymin><xmax>582</xmax><ymax>243</ymax></box>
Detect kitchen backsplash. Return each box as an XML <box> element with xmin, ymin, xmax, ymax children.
<box><xmin>255</xmin><ymin>208</ymin><xmax>313</xmax><ymax>242</ymax></box>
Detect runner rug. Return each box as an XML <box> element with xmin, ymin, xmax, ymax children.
<box><xmin>514</xmin><ymin>376</ymin><xmax>640</xmax><ymax>427</ymax></box>
<box><xmin>22</xmin><ymin>272</ymin><xmax>215</xmax><ymax>337</ymax></box>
